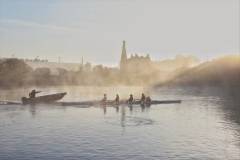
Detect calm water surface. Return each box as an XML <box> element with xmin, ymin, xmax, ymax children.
<box><xmin>0</xmin><ymin>86</ymin><xmax>239</xmax><ymax>160</ymax></box>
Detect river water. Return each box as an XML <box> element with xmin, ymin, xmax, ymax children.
<box><xmin>0</xmin><ymin>86</ymin><xmax>239</xmax><ymax>160</ymax></box>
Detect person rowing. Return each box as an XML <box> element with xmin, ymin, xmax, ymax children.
<box><xmin>101</xmin><ymin>94</ymin><xmax>107</xmax><ymax>104</ymax></box>
<box><xmin>128</xmin><ymin>94</ymin><xmax>134</xmax><ymax>105</ymax></box>
<box><xmin>29</xmin><ymin>89</ymin><xmax>41</xmax><ymax>98</ymax></box>
<box><xmin>140</xmin><ymin>93</ymin><xmax>146</xmax><ymax>105</ymax></box>
<box><xmin>115</xmin><ymin>94</ymin><xmax>120</xmax><ymax>105</ymax></box>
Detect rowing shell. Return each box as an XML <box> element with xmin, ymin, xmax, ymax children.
<box><xmin>59</xmin><ymin>100</ymin><xmax>181</xmax><ymax>106</ymax></box>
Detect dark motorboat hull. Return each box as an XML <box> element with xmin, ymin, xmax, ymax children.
<box><xmin>22</xmin><ymin>92</ymin><xmax>67</xmax><ymax>105</ymax></box>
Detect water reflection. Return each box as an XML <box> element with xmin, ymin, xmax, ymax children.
<box><xmin>29</xmin><ymin>105</ymin><xmax>37</xmax><ymax>117</ymax></box>
<box><xmin>115</xmin><ymin>106</ymin><xmax>119</xmax><ymax>113</ymax></box>
<box><xmin>129</xmin><ymin>105</ymin><xmax>133</xmax><ymax>113</ymax></box>
<box><xmin>120</xmin><ymin>106</ymin><xmax>126</xmax><ymax>128</ymax></box>
<box><xmin>102</xmin><ymin>105</ymin><xmax>107</xmax><ymax>115</ymax></box>
<box><xmin>17</xmin><ymin>104</ymin><xmax>68</xmax><ymax>118</ymax></box>
<box><xmin>100</xmin><ymin>104</ymin><xmax>151</xmax><ymax>116</ymax></box>
<box><xmin>101</xmin><ymin>104</ymin><xmax>154</xmax><ymax>129</ymax></box>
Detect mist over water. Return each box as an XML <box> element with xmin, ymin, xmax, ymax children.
<box><xmin>0</xmin><ymin>86</ymin><xmax>146</xmax><ymax>102</ymax></box>
<box><xmin>0</xmin><ymin>86</ymin><xmax>239</xmax><ymax>160</ymax></box>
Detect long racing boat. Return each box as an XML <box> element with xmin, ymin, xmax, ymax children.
<box><xmin>59</xmin><ymin>99</ymin><xmax>181</xmax><ymax>106</ymax></box>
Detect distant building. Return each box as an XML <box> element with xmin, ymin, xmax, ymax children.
<box><xmin>119</xmin><ymin>41</ymin><xmax>151</xmax><ymax>73</ymax></box>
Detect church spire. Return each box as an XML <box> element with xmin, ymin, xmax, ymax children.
<box><xmin>120</xmin><ymin>40</ymin><xmax>127</xmax><ymax>71</ymax></box>
<box><xmin>121</xmin><ymin>40</ymin><xmax>127</xmax><ymax>63</ymax></box>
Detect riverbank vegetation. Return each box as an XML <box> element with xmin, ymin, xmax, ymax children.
<box><xmin>0</xmin><ymin>55</ymin><xmax>239</xmax><ymax>91</ymax></box>
<box><xmin>155</xmin><ymin>55</ymin><xmax>240</xmax><ymax>96</ymax></box>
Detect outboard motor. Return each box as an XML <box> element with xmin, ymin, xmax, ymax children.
<box><xmin>21</xmin><ymin>97</ymin><xmax>28</xmax><ymax>105</ymax></box>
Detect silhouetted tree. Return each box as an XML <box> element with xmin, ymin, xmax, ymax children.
<box><xmin>0</xmin><ymin>58</ymin><xmax>33</xmax><ymax>88</ymax></box>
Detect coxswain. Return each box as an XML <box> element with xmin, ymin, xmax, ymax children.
<box><xmin>146</xmin><ymin>96</ymin><xmax>152</xmax><ymax>106</ymax></box>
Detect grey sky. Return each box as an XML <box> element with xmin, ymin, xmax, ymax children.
<box><xmin>0</xmin><ymin>0</ymin><xmax>239</xmax><ymax>65</ymax></box>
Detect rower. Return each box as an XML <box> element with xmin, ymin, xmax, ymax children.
<box><xmin>115</xmin><ymin>94</ymin><xmax>120</xmax><ymax>105</ymax></box>
<box><xmin>128</xmin><ymin>94</ymin><xmax>134</xmax><ymax>104</ymax></box>
<box><xmin>140</xmin><ymin>93</ymin><xmax>146</xmax><ymax>104</ymax></box>
<box><xmin>102</xmin><ymin>94</ymin><xmax>107</xmax><ymax>103</ymax></box>
<box><xmin>29</xmin><ymin>89</ymin><xmax>41</xmax><ymax>98</ymax></box>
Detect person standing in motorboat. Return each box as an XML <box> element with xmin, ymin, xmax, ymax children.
<box><xmin>29</xmin><ymin>89</ymin><xmax>41</xmax><ymax>98</ymax></box>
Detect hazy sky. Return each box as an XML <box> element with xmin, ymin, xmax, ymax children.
<box><xmin>0</xmin><ymin>0</ymin><xmax>239</xmax><ymax>65</ymax></box>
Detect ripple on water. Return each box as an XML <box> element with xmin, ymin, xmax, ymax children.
<box><xmin>105</xmin><ymin>116</ymin><xmax>154</xmax><ymax>127</ymax></box>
